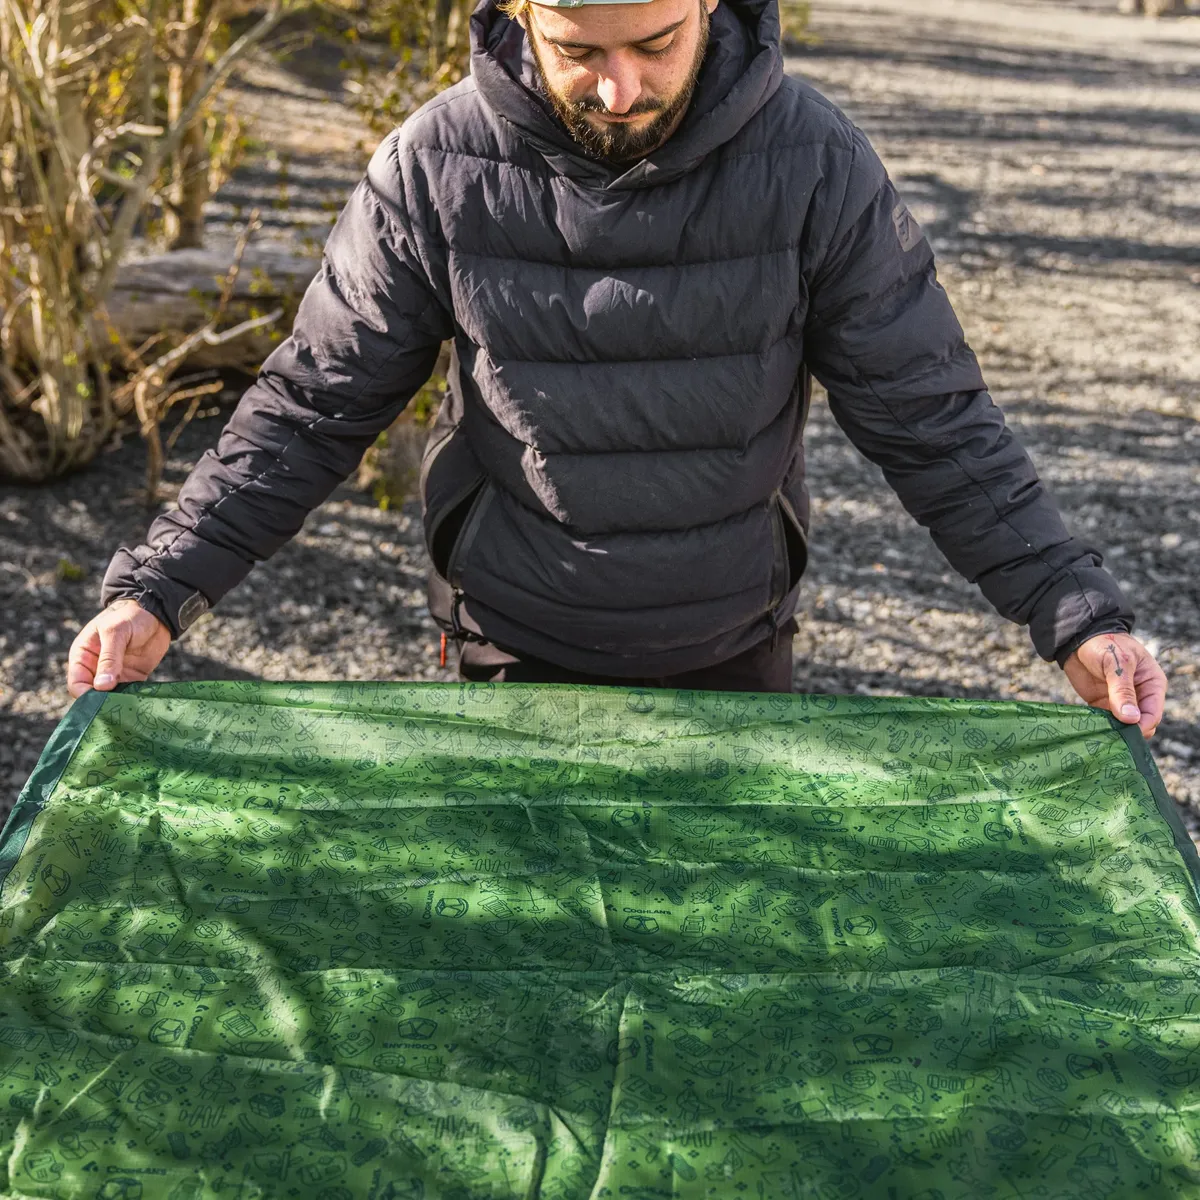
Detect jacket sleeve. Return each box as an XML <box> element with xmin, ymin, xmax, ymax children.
<box><xmin>102</xmin><ymin>130</ymin><xmax>454</xmax><ymax>637</ymax></box>
<box><xmin>802</xmin><ymin>127</ymin><xmax>1134</xmax><ymax>664</ymax></box>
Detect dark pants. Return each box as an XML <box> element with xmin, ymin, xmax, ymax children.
<box><xmin>457</xmin><ymin>618</ymin><xmax>797</xmax><ymax>693</ymax></box>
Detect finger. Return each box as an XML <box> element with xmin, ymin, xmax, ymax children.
<box><xmin>66</xmin><ymin>624</ymin><xmax>102</xmax><ymax>698</ymax></box>
<box><xmin>94</xmin><ymin>619</ymin><xmax>131</xmax><ymax>690</ymax></box>
<box><xmin>1134</xmin><ymin>660</ymin><xmax>1168</xmax><ymax>739</ymax></box>
<box><xmin>1099</xmin><ymin>640</ymin><xmax>1140</xmax><ymax>723</ymax></box>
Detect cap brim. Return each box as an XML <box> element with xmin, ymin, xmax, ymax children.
<box><xmin>529</xmin><ymin>0</ymin><xmax>656</xmax><ymax>6</ymax></box>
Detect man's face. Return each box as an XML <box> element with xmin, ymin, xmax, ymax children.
<box><xmin>522</xmin><ymin>0</ymin><xmax>717</xmax><ymax>165</ymax></box>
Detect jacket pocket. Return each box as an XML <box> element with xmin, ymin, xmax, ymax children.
<box><xmin>421</xmin><ymin>422</ymin><xmax>489</xmax><ymax>580</ymax></box>
<box><xmin>769</xmin><ymin>491</ymin><xmax>809</xmax><ymax>607</ymax></box>
<box><xmin>427</xmin><ymin>476</ymin><xmax>485</xmax><ymax>580</ymax></box>
<box><xmin>445</xmin><ymin>481</ymin><xmax>494</xmax><ymax>587</ymax></box>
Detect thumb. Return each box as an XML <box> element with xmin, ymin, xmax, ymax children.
<box><xmin>1100</xmin><ymin>642</ymin><xmax>1140</xmax><ymax>724</ymax></box>
<box><xmin>94</xmin><ymin>619</ymin><xmax>131</xmax><ymax>690</ymax></box>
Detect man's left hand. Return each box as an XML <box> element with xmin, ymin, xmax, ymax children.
<box><xmin>1062</xmin><ymin>632</ymin><xmax>1166</xmax><ymax>739</ymax></box>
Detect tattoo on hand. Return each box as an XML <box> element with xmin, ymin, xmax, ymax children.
<box><xmin>1105</xmin><ymin>640</ymin><xmax>1124</xmax><ymax>678</ymax></box>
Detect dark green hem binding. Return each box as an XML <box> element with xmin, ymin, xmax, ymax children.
<box><xmin>0</xmin><ymin>688</ymin><xmax>108</xmax><ymax>896</ymax></box>
<box><xmin>1110</xmin><ymin>714</ymin><xmax>1200</xmax><ymax>906</ymax></box>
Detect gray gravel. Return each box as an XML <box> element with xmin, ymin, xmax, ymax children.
<box><xmin>2</xmin><ymin>0</ymin><xmax>1198</xmax><ymax>832</ymax></box>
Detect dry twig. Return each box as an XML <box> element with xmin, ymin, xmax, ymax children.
<box><xmin>108</xmin><ymin>208</ymin><xmax>281</xmax><ymax>502</ymax></box>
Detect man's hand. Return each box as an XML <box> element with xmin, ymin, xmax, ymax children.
<box><xmin>1062</xmin><ymin>632</ymin><xmax>1166</xmax><ymax>739</ymax></box>
<box><xmin>67</xmin><ymin>599</ymin><xmax>171</xmax><ymax>699</ymax></box>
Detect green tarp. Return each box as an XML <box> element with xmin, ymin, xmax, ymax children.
<box><xmin>2</xmin><ymin>681</ymin><xmax>1200</xmax><ymax>1199</ymax></box>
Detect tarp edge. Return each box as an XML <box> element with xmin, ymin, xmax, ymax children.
<box><xmin>0</xmin><ymin>687</ymin><xmax>107</xmax><ymax>897</ymax></box>
<box><xmin>1110</xmin><ymin>714</ymin><xmax>1200</xmax><ymax>907</ymax></box>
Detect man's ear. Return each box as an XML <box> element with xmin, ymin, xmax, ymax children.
<box><xmin>705</xmin><ymin>0</ymin><xmax>719</xmax><ymax>14</ymax></box>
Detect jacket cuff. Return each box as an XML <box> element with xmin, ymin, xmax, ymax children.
<box><xmin>101</xmin><ymin>548</ymin><xmax>211</xmax><ymax>639</ymax></box>
<box><xmin>1053</xmin><ymin>619</ymin><xmax>1135</xmax><ymax>669</ymax></box>
<box><xmin>1025</xmin><ymin>564</ymin><xmax>1135</xmax><ymax>664</ymax></box>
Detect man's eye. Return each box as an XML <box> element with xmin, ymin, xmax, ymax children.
<box><xmin>554</xmin><ymin>38</ymin><xmax>673</xmax><ymax>62</ymax></box>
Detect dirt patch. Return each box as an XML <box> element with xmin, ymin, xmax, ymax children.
<box><xmin>2</xmin><ymin>0</ymin><xmax>1197</xmax><ymax>832</ymax></box>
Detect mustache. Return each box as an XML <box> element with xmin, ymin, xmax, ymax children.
<box><xmin>570</xmin><ymin>95</ymin><xmax>665</xmax><ymax>117</ymax></box>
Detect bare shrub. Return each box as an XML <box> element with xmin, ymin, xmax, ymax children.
<box><xmin>0</xmin><ymin>0</ymin><xmax>290</xmax><ymax>482</ymax></box>
<box><xmin>340</xmin><ymin>0</ymin><xmax>477</xmax><ymax>139</ymax></box>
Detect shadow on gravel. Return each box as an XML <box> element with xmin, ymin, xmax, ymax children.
<box><xmin>214</xmin><ymin>162</ymin><xmax>362</xmax><ymax>232</ymax></box>
<box><xmin>1011</xmin><ymin>185</ymin><xmax>1200</xmax><ymax>229</ymax></box>
<box><xmin>156</xmin><ymin>650</ymin><xmax>263</xmax><ymax>684</ymax></box>
<box><xmin>800</xmin><ymin>30</ymin><xmax>1199</xmax><ymax>92</ymax></box>
<box><xmin>230</xmin><ymin>7</ymin><xmax>368</xmax><ymax>94</ymax></box>
<box><xmin>793</xmin><ymin>660</ymin><xmax>999</xmax><ymax>700</ymax></box>
<box><xmin>0</xmin><ymin>713</ymin><xmax>58</xmax><ymax>827</ymax></box>
<box><xmin>958</xmin><ymin>229</ymin><xmax>1200</xmax><ymax>268</ymax></box>
<box><xmin>901</xmin><ymin>173</ymin><xmax>1200</xmax><ymax>275</ymax></box>
<box><xmin>1006</xmin><ymin>404</ymin><xmax>1200</xmax><ymax>468</ymax></box>
<box><xmin>880</xmin><ymin>103</ymin><xmax>1199</xmax><ymax>149</ymax></box>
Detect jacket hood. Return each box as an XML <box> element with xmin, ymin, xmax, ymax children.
<box><xmin>469</xmin><ymin>0</ymin><xmax>784</xmax><ymax>188</ymax></box>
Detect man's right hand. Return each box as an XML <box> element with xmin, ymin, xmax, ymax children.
<box><xmin>67</xmin><ymin>599</ymin><xmax>171</xmax><ymax>698</ymax></box>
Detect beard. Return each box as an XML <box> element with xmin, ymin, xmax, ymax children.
<box><xmin>529</xmin><ymin>2</ymin><xmax>711</xmax><ymax>166</ymax></box>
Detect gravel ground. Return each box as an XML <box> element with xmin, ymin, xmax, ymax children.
<box><xmin>2</xmin><ymin>0</ymin><xmax>1198</xmax><ymax>830</ymax></box>
<box><xmin>789</xmin><ymin>0</ymin><xmax>1200</xmax><ymax>824</ymax></box>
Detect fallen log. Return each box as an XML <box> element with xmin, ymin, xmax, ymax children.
<box><xmin>1118</xmin><ymin>0</ymin><xmax>1189</xmax><ymax>14</ymax></box>
<box><xmin>106</xmin><ymin>241</ymin><xmax>318</xmax><ymax>370</ymax></box>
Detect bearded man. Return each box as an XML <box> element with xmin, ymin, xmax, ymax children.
<box><xmin>70</xmin><ymin>0</ymin><xmax>1166</xmax><ymax>735</ymax></box>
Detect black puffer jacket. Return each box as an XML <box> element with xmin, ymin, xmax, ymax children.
<box><xmin>103</xmin><ymin>0</ymin><xmax>1133</xmax><ymax>672</ymax></box>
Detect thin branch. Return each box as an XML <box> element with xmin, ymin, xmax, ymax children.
<box><xmin>163</xmin><ymin>369</ymin><xmax>222</xmax><ymax>390</ymax></box>
<box><xmin>1</xmin><ymin>286</ymin><xmax>32</xmax><ymax>349</ymax></box>
<box><xmin>188</xmin><ymin>1</ymin><xmax>227</xmax><ymax>84</ymax></box>
<box><xmin>87</xmin><ymin>163</ymin><xmax>140</xmax><ymax>190</ymax></box>
<box><xmin>110</xmin><ymin>302</ymin><xmax>280</xmax><ymax>422</ymax></box>
<box><xmin>163</xmin><ymin>379</ymin><xmax>222</xmax><ymax>453</ymax></box>
<box><xmin>0</xmin><ymin>357</ymin><xmax>37</xmax><ymax>407</ymax></box>
<box><xmin>15</xmin><ymin>103</ymin><xmax>68</xmax><ymax>254</ymax></box>
<box><xmin>145</xmin><ymin>305</ymin><xmax>282</xmax><ymax>381</ymax></box>
<box><xmin>79</xmin><ymin>122</ymin><xmax>164</xmax><ymax>201</ymax></box>
<box><xmin>214</xmin><ymin>207</ymin><xmax>262</xmax><ymax>317</ymax></box>
<box><xmin>0</xmin><ymin>289</ymin><xmax>35</xmax><ymax>393</ymax></box>
<box><xmin>92</xmin><ymin>306</ymin><xmax>171</xmax><ymax>378</ymax></box>
<box><xmin>3</xmin><ymin>0</ymin><xmax>44</xmax><ymax>78</ymax></box>
<box><xmin>110</xmin><ymin>122</ymin><xmax>166</xmax><ymax>139</ymax></box>
<box><xmin>87</xmin><ymin>339</ymin><xmax>113</xmax><ymax>432</ymax></box>
<box><xmin>0</xmin><ymin>382</ymin><xmax>40</xmax><ymax>478</ymax></box>
<box><xmin>203</xmin><ymin>306</ymin><xmax>283</xmax><ymax>344</ymax></box>
<box><xmin>110</xmin><ymin>209</ymin><xmax>281</xmax><ymax>412</ymax></box>
<box><xmin>96</xmin><ymin>0</ymin><xmax>294</xmax><ymax>302</ymax></box>
<box><xmin>54</xmin><ymin>19</ymin><xmax>139</xmax><ymax>68</ymax></box>
<box><xmin>0</xmin><ymin>50</ymin><xmax>55</xmax><ymax>131</ymax></box>
<box><xmin>0</xmin><ymin>36</ymin><xmax>98</xmax><ymax>207</ymax></box>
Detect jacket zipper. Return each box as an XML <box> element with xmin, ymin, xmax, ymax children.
<box><xmin>767</xmin><ymin>492</ymin><xmax>789</xmax><ymax>611</ymax></box>
<box><xmin>766</xmin><ymin>490</ymin><xmax>808</xmax><ymax>650</ymax></box>
<box><xmin>444</xmin><ymin>483</ymin><xmax>495</xmax><ymax>650</ymax></box>
<box><xmin>778</xmin><ymin>492</ymin><xmax>808</xmax><ymax>561</ymax></box>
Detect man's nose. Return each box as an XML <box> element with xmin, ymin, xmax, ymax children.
<box><xmin>595</xmin><ymin>55</ymin><xmax>642</xmax><ymax>114</ymax></box>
